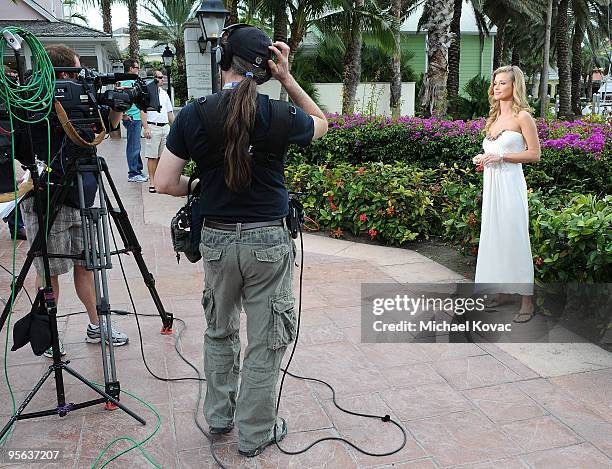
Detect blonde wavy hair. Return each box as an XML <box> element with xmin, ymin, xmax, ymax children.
<box><xmin>484</xmin><ymin>65</ymin><xmax>532</xmax><ymax>135</ymax></box>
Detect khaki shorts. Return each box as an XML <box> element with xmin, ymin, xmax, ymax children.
<box><xmin>21</xmin><ymin>197</ymin><xmax>85</xmax><ymax>276</ymax></box>
<box><xmin>145</xmin><ymin>124</ymin><xmax>169</xmax><ymax>159</ymax></box>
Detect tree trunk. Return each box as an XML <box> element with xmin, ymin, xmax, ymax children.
<box><xmin>586</xmin><ymin>70</ymin><xmax>593</xmax><ymax>101</ymax></box>
<box><xmin>128</xmin><ymin>0</ymin><xmax>139</xmax><ymax>59</ymax></box>
<box><xmin>447</xmin><ymin>0</ymin><xmax>462</xmax><ymax>117</ymax></box>
<box><xmin>390</xmin><ymin>0</ymin><xmax>402</xmax><ymax>118</ymax></box>
<box><xmin>493</xmin><ymin>16</ymin><xmax>507</xmax><ymax>70</ymax></box>
<box><xmin>101</xmin><ymin>0</ymin><xmax>112</xmax><ymax>34</ymax></box>
<box><xmin>274</xmin><ymin>3</ymin><xmax>289</xmax><ymax>100</ymax></box>
<box><xmin>570</xmin><ymin>22</ymin><xmax>584</xmax><ymax>115</ymax></box>
<box><xmin>342</xmin><ymin>0</ymin><xmax>364</xmax><ymax>115</ymax></box>
<box><xmin>511</xmin><ymin>48</ymin><xmax>520</xmax><ymax>66</ymax></box>
<box><xmin>556</xmin><ymin>0</ymin><xmax>571</xmax><ymax>117</ymax></box>
<box><xmin>225</xmin><ymin>0</ymin><xmax>239</xmax><ymax>26</ymax></box>
<box><xmin>540</xmin><ymin>0</ymin><xmax>553</xmax><ymax>118</ymax></box>
<box><xmin>420</xmin><ymin>0</ymin><xmax>454</xmax><ymax>117</ymax></box>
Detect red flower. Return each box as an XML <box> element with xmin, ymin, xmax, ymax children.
<box><xmin>386</xmin><ymin>206</ymin><xmax>395</xmax><ymax>215</ymax></box>
<box><xmin>368</xmin><ymin>228</ymin><xmax>377</xmax><ymax>238</ymax></box>
<box><xmin>335</xmin><ymin>179</ymin><xmax>344</xmax><ymax>188</ymax></box>
<box><xmin>535</xmin><ymin>256</ymin><xmax>543</xmax><ymax>266</ymax></box>
<box><xmin>471</xmin><ymin>247</ymin><xmax>478</xmax><ymax>256</ymax></box>
<box><xmin>359</xmin><ymin>214</ymin><xmax>367</xmax><ymax>222</ymax></box>
<box><xmin>325</xmin><ymin>170</ymin><xmax>333</xmax><ymax>178</ymax></box>
<box><xmin>327</xmin><ymin>195</ymin><xmax>334</xmax><ymax>203</ymax></box>
<box><xmin>467</xmin><ymin>213</ymin><xmax>477</xmax><ymax>226</ymax></box>
<box><xmin>357</xmin><ymin>166</ymin><xmax>366</xmax><ymax>174</ymax></box>
<box><xmin>330</xmin><ymin>203</ymin><xmax>338</xmax><ymax>211</ymax></box>
<box><xmin>332</xmin><ymin>227</ymin><xmax>343</xmax><ymax>238</ymax></box>
<box><xmin>432</xmin><ymin>184</ymin><xmax>441</xmax><ymax>193</ymax></box>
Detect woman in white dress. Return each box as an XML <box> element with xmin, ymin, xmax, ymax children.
<box><xmin>473</xmin><ymin>65</ymin><xmax>541</xmax><ymax>323</ymax></box>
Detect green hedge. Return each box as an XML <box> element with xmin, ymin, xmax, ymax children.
<box><xmin>286</xmin><ymin>162</ymin><xmax>612</xmax><ymax>283</ymax></box>
<box><xmin>287</xmin><ymin>119</ymin><xmax>611</xmax><ymax>195</ymax></box>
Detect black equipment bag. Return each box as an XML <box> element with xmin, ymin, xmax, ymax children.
<box><xmin>170</xmin><ymin>175</ymin><xmax>202</xmax><ymax>263</ymax></box>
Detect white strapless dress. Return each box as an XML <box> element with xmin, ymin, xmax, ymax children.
<box><xmin>475</xmin><ymin>130</ymin><xmax>534</xmax><ymax>295</ymax></box>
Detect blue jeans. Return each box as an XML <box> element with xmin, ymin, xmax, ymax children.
<box><xmin>123</xmin><ymin>119</ymin><xmax>144</xmax><ymax>177</ymax></box>
<box><xmin>6</xmin><ymin>206</ymin><xmax>24</xmax><ymax>232</ymax></box>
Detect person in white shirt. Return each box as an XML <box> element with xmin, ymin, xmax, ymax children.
<box><xmin>145</xmin><ymin>70</ymin><xmax>175</xmax><ymax>192</ymax></box>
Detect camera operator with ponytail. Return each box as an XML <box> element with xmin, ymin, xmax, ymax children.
<box><xmin>155</xmin><ymin>25</ymin><xmax>327</xmax><ymax>457</ymax></box>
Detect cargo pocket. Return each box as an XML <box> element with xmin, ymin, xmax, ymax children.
<box><xmin>254</xmin><ymin>244</ymin><xmax>289</xmax><ymax>263</ymax></box>
<box><xmin>200</xmin><ymin>245</ymin><xmax>222</xmax><ymax>275</ymax></box>
<box><xmin>267</xmin><ymin>294</ymin><xmax>296</xmax><ymax>350</ymax></box>
<box><xmin>201</xmin><ymin>289</ymin><xmax>215</xmax><ymax>327</ymax></box>
<box><xmin>201</xmin><ymin>245</ymin><xmax>222</xmax><ymax>262</ymax></box>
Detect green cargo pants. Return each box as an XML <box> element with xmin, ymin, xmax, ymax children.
<box><xmin>199</xmin><ymin>222</ymin><xmax>296</xmax><ymax>452</ymax></box>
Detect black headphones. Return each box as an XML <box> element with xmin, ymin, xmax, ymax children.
<box><xmin>216</xmin><ymin>23</ymin><xmax>272</xmax><ymax>83</ymax></box>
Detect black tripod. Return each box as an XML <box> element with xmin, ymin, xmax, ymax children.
<box><xmin>0</xmin><ymin>155</ymin><xmax>175</xmax><ymax>438</ymax></box>
<box><xmin>0</xmin><ymin>34</ymin><xmax>173</xmax><ymax>440</ymax></box>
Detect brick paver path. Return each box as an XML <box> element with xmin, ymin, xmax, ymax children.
<box><xmin>0</xmin><ymin>137</ymin><xmax>610</xmax><ymax>468</ymax></box>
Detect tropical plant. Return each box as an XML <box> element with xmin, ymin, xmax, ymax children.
<box><xmin>454</xmin><ymin>75</ymin><xmax>491</xmax><ymax>120</ymax></box>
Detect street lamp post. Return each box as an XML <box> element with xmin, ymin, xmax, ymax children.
<box><xmin>162</xmin><ymin>45</ymin><xmax>174</xmax><ymax>101</ymax></box>
<box><xmin>195</xmin><ymin>0</ymin><xmax>229</xmax><ymax>93</ymax></box>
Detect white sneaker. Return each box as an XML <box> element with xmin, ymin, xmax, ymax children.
<box><xmin>86</xmin><ymin>324</ymin><xmax>129</xmax><ymax>346</ymax></box>
<box><xmin>128</xmin><ymin>174</ymin><xmax>149</xmax><ymax>183</ymax></box>
<box><xmin>43</xmin><ymin>340</ymin><xmax>66</xmax><ymax>358</ymax></box>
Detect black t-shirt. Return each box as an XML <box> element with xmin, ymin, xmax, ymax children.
<box><xmin>166</xmin><ymin>92</ymin><xmax>314</xmax><ymax>223</ymax></box>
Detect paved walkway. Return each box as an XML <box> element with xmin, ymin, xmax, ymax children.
<box><xmin>0</xmin><ymin>136</ymin><xmax>610</xmax><ymax>468</ymax></box>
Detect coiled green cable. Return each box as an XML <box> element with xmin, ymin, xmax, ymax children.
<box><xmin>0</xmin><ymin>26</ymin><xmax>54</xmax><ymax>447</ymax></box>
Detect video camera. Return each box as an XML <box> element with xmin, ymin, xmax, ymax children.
<box><xmin>52</xmin><ymin>67</ymin><xmax>161</xmax><ymax>128</ymax></box>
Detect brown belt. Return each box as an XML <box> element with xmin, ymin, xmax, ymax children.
<box><xmin>204</xmin><ymin>219</ymin><xmax>284</xmax><ymax>231</ymax></box>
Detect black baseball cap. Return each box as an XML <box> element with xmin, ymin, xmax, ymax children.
<box><xmin>227</xmin><ymin>26</ymin><xmax>272</xmax><ymax>71</ymax></box>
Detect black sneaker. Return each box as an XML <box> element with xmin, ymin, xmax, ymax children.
<box><xmin>210</xmin><ymin>423</ymin><xmax>234</xmax><ymax>435</ymax></box>
<box><xmin>239</xmin><ymin>418</ymin><xmax>287</xmax><ymax>458</ymax></box>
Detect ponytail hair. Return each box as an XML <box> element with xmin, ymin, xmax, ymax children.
<box><xmin>223</xmin><ymin>54</ymin><xmax>268</xmax><ymax>192</ymax></box>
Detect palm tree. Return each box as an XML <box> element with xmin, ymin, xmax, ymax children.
<box><xmin>540</xmin><ymin>0</ymin><xmax>553</xmax><ymax>118</ymax></box>
<box><xmin>390</xmin><ymin>0</ymin><xmax>402</xmax><ymax>117</ymax></box>
<box><xmin>226</xmin><ymin>0</ymin><xmax>239</xmax><ymax>25</ymax></box>
<box><xmin>419</xmin><ymin>0</ymin><xmax>454</xmax><ymax>116</ymax></box>
<box><xmin>123</xmin><ymin>0</ymin><xmax>140</xmax><ymax>58</ymax></box>
<box><xmin>315</xmin><ymin>0</ymin><xmax>395</xmax><ymax>114</ymax></box>
<box><xmin>100</xmin><ymin>0</ymin><xmax>113</xmax><ymax>33</ymax></box>
<box><xmin>556</xmin><ymin>0</ymin><xmax>572</xmax><ymax>117</ymax></box>
<box><xmin>64</xmin><ymin>0</ymin><xmax>113</xmax><ymax>33</ymax></box>
<box><xmin>447</xmin><ymin>0</ymin><xmax>489</xmax><ymax>116</ymax></box>
<box><xmin>482</xmin><ymin>0</ymin><xmax>543</xmax><ymax>70</ymax></box>
<box><xmin>570</xmin><ymin>0</ymin><xmax>610</xmax><ymax>115</ymax></box>
<box><xmin>139</xmin><ymin>0</ymin><xmax>198</xmax><ymax>74</ymax></box>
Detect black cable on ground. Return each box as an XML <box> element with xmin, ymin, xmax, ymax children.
<box><xmin>273</xmin><ymin>221</ymin><xmax>408</xmax><ymax>457</ymax></box>
<box><xmin>107</xmin><ymin>216</ymin><xmax>227</xmax><ymax>469</ymax></box>
<box><xmin>2</xmin><ymin>210</ymin><xmax>407</xmax><ymax>465</ymax></box>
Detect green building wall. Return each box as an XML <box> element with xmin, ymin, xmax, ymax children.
<box><xmin>402</xmin><ymin>33</ymin><xmax>494</xmax><ymax>97</ymax></box>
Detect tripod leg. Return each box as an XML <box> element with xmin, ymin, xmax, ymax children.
<box><xmin>0</xmin><ymin>365</ymin><xmax>54</xmax><ymax>439</ymax></box>
<box><xmin>99</xmin><ymin>158</ymin><xmax>173</xmax><ymax>333</ymax></box>
<box><xmin>62</xmin><ymin>365</ymin><xmax>146</xmax><ymax>425</ymax></box>
<box><xmin>76</xmin><ymin>166</ymin><xmax>120</xmax><ymax>405</ymax></box>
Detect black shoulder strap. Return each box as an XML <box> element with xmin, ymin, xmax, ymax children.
<box><xmin>194</xmin><ymin>94</ymin><xmax>224</xmax><ymax>150</ymax></box>
<box><xmin>264</xmin><ymin>100</ymin><xmax>296</xmax><ymax>158</ymax></box>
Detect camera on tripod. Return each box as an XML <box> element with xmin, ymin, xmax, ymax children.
<box><xmin>52</xmin><ymin>66</ymin><xmax>161</xmax><ymax>129</ymax></box>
